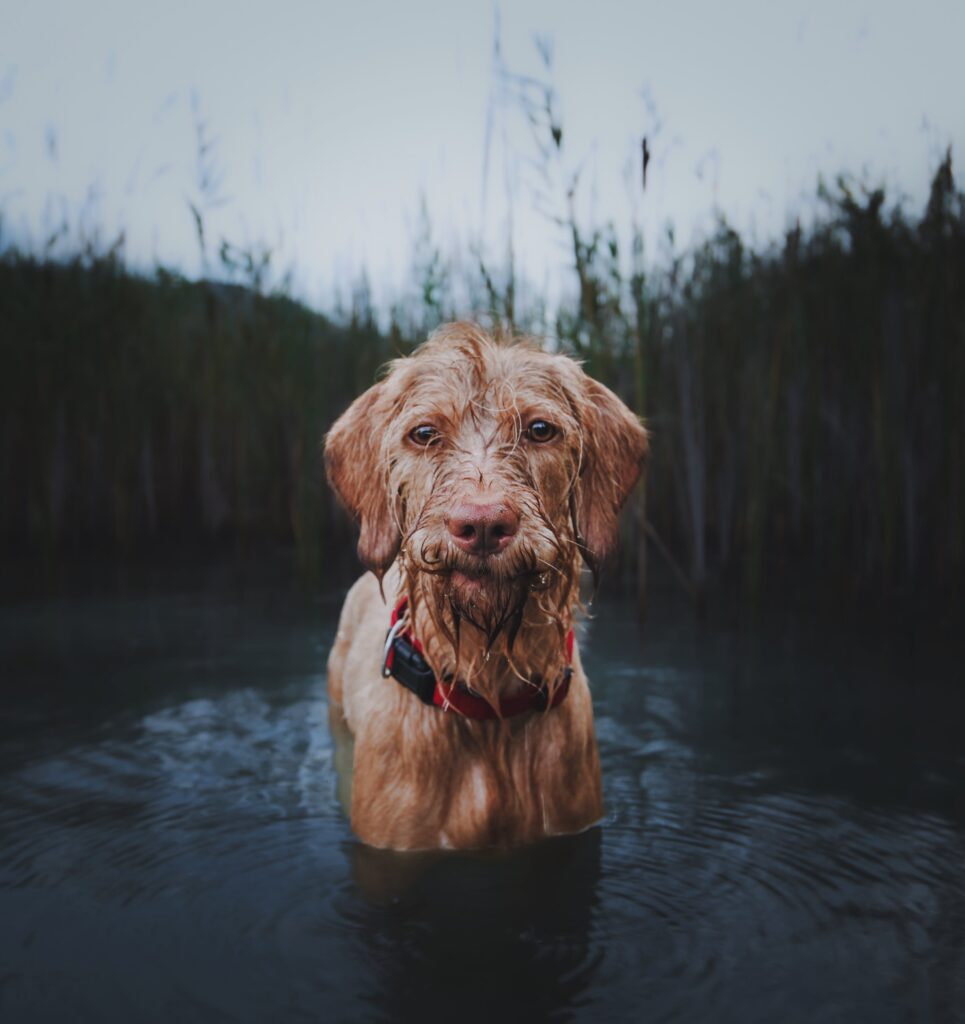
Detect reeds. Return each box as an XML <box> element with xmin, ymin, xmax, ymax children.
<box><xmin>546</xmin><ymin>151</ymin><xmax>965</xmax><ymax>603</ymax></box>
<box><xmin>2</xmin><ymin>154</ymin><xmax>963</xmax><ymax>605</ymax></box>
<box><xmin>0</xmin><ymin>249</ymin><xmax>393</xmax><ymax>580</ymax></box>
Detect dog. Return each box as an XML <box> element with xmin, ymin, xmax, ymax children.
<box><xmin>324</xmin><ymin>322</ymin><xmax>648</xmax><ymax>850</ymax></box>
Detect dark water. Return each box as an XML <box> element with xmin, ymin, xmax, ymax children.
<box><xmin>1</xmin><ymin>561</ymin><xmax>963</xmax><ymax>1023</ymax></box>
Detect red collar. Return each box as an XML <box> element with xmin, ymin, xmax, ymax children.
<box><xmin>382</xmin><ymin>597</ymin><xmax>574</xmax><ymax>720</ymax></box>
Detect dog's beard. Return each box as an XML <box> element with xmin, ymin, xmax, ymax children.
<box><xmin>402</xmin><ymin>525</ymin><xmax>563</xmax><ymax>648</ymax></box>
<box><xmin>408</xmin><ymin>549</ymin><xmax>537</xmax><ymax>642</ymax></box>
<box><xmin>444</xmin><ymin>567</ymin><xmax>531</xmax><ymax>638</ymax></box>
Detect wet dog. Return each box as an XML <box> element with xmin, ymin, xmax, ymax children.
<box><xmin>325</xmin><ymin>322</ymin><xmax>648</xmax><ymax>849</ymax></box>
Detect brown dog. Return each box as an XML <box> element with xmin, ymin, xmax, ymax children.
<box><xmin>324</xmin><ymin>322</ymin><xmax>648</xmax><ymax>850</ymax></box>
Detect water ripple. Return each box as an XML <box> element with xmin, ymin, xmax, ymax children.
<box><xmin>2</xmin><ymin>583</ymin><xmax>965</xmax><ymax>1023</ymax></box>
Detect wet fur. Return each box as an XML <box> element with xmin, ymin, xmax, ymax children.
<box><xmin>324</xmin><ymin>323</ymin><xmax>648</xmax><ymax>850</ymax></box>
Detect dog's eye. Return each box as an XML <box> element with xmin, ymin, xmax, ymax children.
<box><xmin>526</xmin><ymin>420</ymin><xmax>558</xmax><ymax>443</ymax></box>
<box><xmin>409</xmin><ymin>425</ymin><xmax>440</xmax><ymax>447</ymax></box>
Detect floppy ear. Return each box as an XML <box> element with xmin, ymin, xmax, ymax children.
<box><xmin>324</xmin><ymin>382</ymin><xmax>401</xmax><ymax>577</ymax></box>
<box><xmin>573</xmin><ymin>377</ymin><xmax>649</xmax><ymax>575</ymax></box>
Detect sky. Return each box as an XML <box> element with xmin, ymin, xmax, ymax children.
<box><xmin>2</xmin><ymin>0</ymin><xmax>963</xmax><ymax>311</ymax></box>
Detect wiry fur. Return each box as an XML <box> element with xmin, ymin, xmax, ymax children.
<box><xmin>324</xmin><ymin>322</ymin><xmax>648</xmax><ymax>849</ymax></box>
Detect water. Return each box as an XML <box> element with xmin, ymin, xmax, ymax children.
<box><xmin>1</xmin><ymin>561</ymin><xmax>963</xmax><ymax>1023</ymax></box>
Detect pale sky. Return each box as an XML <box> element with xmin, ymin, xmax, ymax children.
<box><xmin>2</xmin><ymin>0</ymin><xmax>963</xmax><ymax>312</ymax></box>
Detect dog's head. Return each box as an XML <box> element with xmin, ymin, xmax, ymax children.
<box><xmin>325</xmin><ymin>323</ymin><xmax>648</xmax><ymax>640</ymax></box>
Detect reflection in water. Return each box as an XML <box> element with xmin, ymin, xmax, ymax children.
<box><xmin>348</xmin><ymin>833</ymin><xmax>601</xmax><ymax>1021</ymax></box>
<box><xmin>0</xmin><ymin>563</ymin><xmax>963</xmax><ymax>1022</ymax></box>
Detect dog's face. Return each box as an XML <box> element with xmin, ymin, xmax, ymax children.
<box><xmin>325</xmin><ymin>323</ymin><xmax>648</xmax><ymax>639</ymax></box>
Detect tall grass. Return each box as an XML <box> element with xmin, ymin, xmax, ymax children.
<box><xmin>0</xmin><ymin>249</ymin><xmax>396</xmax><ymax>580</ymax></box>
<box><xmin>2</xmin><ymin>154</ymin><xmax>963</xmax><ymax>606</ymax></box>
<box><xmin>570</xmin><ymin>153</ymin><xmax>965</xmax><ymax>602</ymax></box>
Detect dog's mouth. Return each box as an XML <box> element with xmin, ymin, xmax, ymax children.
<box><xmin>450</xmin><ymin>567</ymin><xmax>487</xmax><ymax>590</ymax></box>
<box><xmin>403</xmin><ymin>527</ymin><xmax>564</xmax><ymax>621</ymax></box>
<box><xmin>402</xmin><ymin>530</ymin><xmax>571</xmax><ymax>647</ymax></box>
<box><xmin>447</xmin><ymin>563</ymin><xmax>552</xmax><ymax>591</ymax></box>
<box><xmin>447</xmin><ymin>560</ymin><xmax>516</xmax><ymax>594</ymax></box>
<box><xmin>444</xmin><ymin>560</ymin><xmax>557</xmax><ymax>630</ymax></box>
<box><xmin>428</xmin><ymin>551</ymin><xmax>550</xmax><ymax>589</ymax></box>
<box><xmin>439</xmin><ymin>565</ymin><xmax>533</xmax><ymax>639</ymax></box>
<box><xmin>408</xmin><ymin>535</ymin><xmax>534</xmax><ymax>579</ymax></box>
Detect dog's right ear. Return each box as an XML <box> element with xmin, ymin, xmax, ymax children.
<box><xmin>324</xmin><ymin>382</ymin><xmax>401</xmax><ymax>578</ymax></box>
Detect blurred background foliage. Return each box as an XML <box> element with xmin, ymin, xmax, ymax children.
<box><xmin>3</xmin><ymin>145</ymin><xmax>963</xmax><ymax>610</ymax></box>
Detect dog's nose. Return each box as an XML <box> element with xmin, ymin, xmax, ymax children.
<box><xmin>447</xmin><ymin>502</ymin><xmax>520</xmax><ymax>555</ymax></box>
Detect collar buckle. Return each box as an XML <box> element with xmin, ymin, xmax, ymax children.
<box><xmin>381</xmin><ymin>617</ymin><xmax>407</xmax><ymax>678</ymax></box>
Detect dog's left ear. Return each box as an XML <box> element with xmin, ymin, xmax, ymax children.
<box><xmin>573</xmin><ymin>376</ymin><xmax>649</xmax><ymax>575</ymax></box>
<box><xmin>324</xmin><ymin>382</ymin><xmax>401</xmax><ymax>578</ymax></box>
